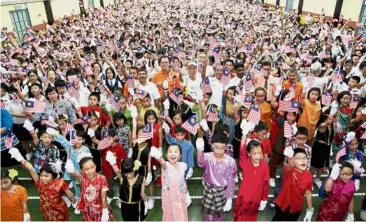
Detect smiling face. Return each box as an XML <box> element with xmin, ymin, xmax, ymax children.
<box><xmin>39</xmin><ymin>171</ymin><xmax>53</xmax><ymax>184</ymax></box>
<box><xmin>166</xmin><ymin>145</ymin><xmax>181</xmax><ymax>164</ymax></box>
<box><xmin>1</xmin><ymin>178</ymin><xmax>12</xmax><ymax>191</ymax></box>
<box><xmin>40</xmin><ymin>133</ymin><xmax>53</xmax><ymax>147</ymax></box>
<box><xmin>339</xmin><ymin>167</ymin><xmax>353</xmax><ymax>183</ymax></box>
<box><xmin>82</xmin><ymin>160</ymin><xmax>97</xmax><ymax>179</ymax></box>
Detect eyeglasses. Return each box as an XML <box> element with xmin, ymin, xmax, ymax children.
<box><xmin>294</xmin><ymin>157</ymin><xmax>307</xmax><ymax>161</ymax></box>
<box><xmin>212</xmin><ymin>145</ymin><xmax>226</xmax><ymax>150</ymax></box>
<box><xmin>339</xmin><ymin>173</ymin><xmax>353</xmax><ymax>177</ymax></box>
<box><xmin>295</xmin><ymin>137</ymin><xmax>307</xmax><ymax>141</ymax></box>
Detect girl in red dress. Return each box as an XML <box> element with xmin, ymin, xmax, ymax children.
<box><xmin>9</xmin><ymin>147</ymin><xmax>77</xmax><ymax>221</ymax></box>
<box><xmin>234</xmin><ymin>140</ymin><xmax>270</xmax><ymax>221</ymax></box>
<box><xmin>65</xmin><ymin>153</ymin><xmax>115</xmax><ymax>221</ymax></box>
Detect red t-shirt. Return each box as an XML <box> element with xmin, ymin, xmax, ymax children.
<box><xmin>101</xmin><ymin>143</ymin><xmax>127</xmax><ymax>178</ymax></box>
<box><xmin>249</xmin><ymin>134</ymin><xmax>271</xmax><ymax>155</ymax></box>
<box><xmin>81</xmin><ymin>106</ymin><xmax>110</xmax><ymax>126</ymax></box>
<box><xmin>275</xmin><ymin>165</ymin><xmax>313</xmax><ymax>213</ymax></box>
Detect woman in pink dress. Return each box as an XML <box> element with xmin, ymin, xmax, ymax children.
<box><xmin>150</xmin><ymin>144</ymin><xmax>188</xmax><ymax>221</ymax></box>
<box><xmin>317</xmin><ymin>161</ymin><xmax>356</xmax><ymax>221</ymax></box>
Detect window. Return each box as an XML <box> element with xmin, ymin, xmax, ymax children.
<box><xmin>88</xmin><ymin>0</ymin><xmax>94</xmax><ymax>7</ymax></box>
<box><xmin>285</xmin><ymin>0</ymin><xmax>294</xmax><ymax>12</ymax></box>
<box><xmin>9</xmin><ymin>9</ymin><xmax>32</xmax><ymax>41</ymax></box>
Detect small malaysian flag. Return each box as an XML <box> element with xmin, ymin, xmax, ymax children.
<box><xmin>40</xmin><ymin>115</ymin><xmax>59</xmax><ymax>128</ymax></box>
<box><xmin>5</xmin><ymin>131</ymin><xmax>13</xmax><ymax>149</ymax></box>
<box><xmin>169</xmin><ymin>88</ymin><xmax>180</xmax><ymax>104</ymax></box>
<box><xmin>128</xmin><ymin>74</ymin><xmax>135</xmax><ymax>89</ymax></box>
<box><xmin>280</xmin><ymin>62</ymin><xmax>291</xmax><ymax>70</ymax></box>
<box><xmin>278</xmin><ymin>101</ymin><xmax>300</xmax><ymax>112</ymax></box>
<box><xmin>350</xmin><ymin>94</ymin><xmax>360</xmax><ymax>109</ymax></box>
<box><xmin>244</xmin><ymin>72</ymin><xmax>253</xmax><ymax>91</ymax></box>
<box><xmin>135</xmin><ymin>89</ymin><xmax>148</xmax><ymax>100</ymax></box>
<box><xmin>65</xmin><ymin>122</ymin><xmax>74</xmax><ymax>133</ymax></box>
<box><xmin>182</xmin><ymin>115</ymin><xmax>199</xmax><ymax>135</ymax></box>
<box><xmin>43</xmin><ymin>75</ymin><xmax>50</xmax><ymax>87</ymax></box>
<box><xmin>284</xmin><ymin>121</ymin><xmax>292</xmax><ymax>138</ymax></box>
<box><xmin>69</xmin><ymin>129</ymin><xmax>77</xmax><ymax>146</ymax></box>
<box><xmin>236</xmin><ymin>79</ymin><xmax>244</xmax><ymax>94</ymax></box>
<box><xmin>109</xmin><ymin>94</ymin><xmax>121</xmax><ymax>111</ymax></box>
<box><xmin>251</xmin><ymin>64</ymin><xmax>264</xmax><ymax>76</ymax></box>
<box><xmin>307</xmin><ymin>76</ymin><xmax>315</xmax><ymax>88</ymax></box>
<box><xmin>220</xmin><ymin>68</ymin><xmax>230</xmax><ymax>86</ymax></box>
<box><xmin>247</xmin><ymin>103</ymin><xmax>260</xmax><ymax>125</ymax></box>
<box><xmin>336</xmin><ymin>147</ymin><xmax>347</xmax><ymax>163</ymax></box>
<box><xmin>321</xmin><ymin>91</ymin><xmax>332</xmax><ymax>106</ymax></box>
<box><xmin>207</xmin><ymin>104</ymin><xmax>219</xmax><ymax>122</ymax></box>
<box><xmin>285</xmin><ymin>85</ymin><xmax>296</xmax><ymax>101</ymax></box>
<box><xmin>361</xmin><ymin>121</ymin><xmax>366</xmax><ymax>129</ymax></box>
<box><xmin>9</xmin><ymin>93</ymin><xmax>21</xmax><ymax>105</ymax></box>
<box><xmin>98</xmin><ymin>136</ymin><xmax>110</xmax><ymax>150</ymax></box>
<box><xmin>235</xmin><ymin>95</ymin><xmax>254</xmax><ymax>108</ymax></box>
<box><xmin>24</xmin><ymin>100</ymin><xmax>46</xmax><ymax>113</ymax></box>
<box><xmin>201</xmin><ymin>77</ymin><xmax>212</xmax><ymax>94</ymax></box>
<box><xmin>332</xmin><ymin>68</ymin><xmax>343</xmax><ymax>84</ymax></box>
<box><xmin>67</xmin><ymin>84</ymin><xmax>80</xmax><ymax>99</ymax></box>
<box><xmin>138</xmin><ymin>123</ymin><xmax>153</xmax><ymax>142</ymax></box>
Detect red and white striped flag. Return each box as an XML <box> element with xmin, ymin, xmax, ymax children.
<box><xmin>244</xmin><ymin>72</ymin><xmax>253</xmax><ymax>91</ymax></box>
<box><xmin>98</xmin><ymin>137</ymin><xmax>110</xmax><ymax>150</ymax></box>
<box><xmin>336</xmin><ymin>147</ymin><xmax>347</xmax><ymax>163</ymax></box>
<box><xmin>206</xmin><ymin>104</ymin><xmax>219</xmax><ymax>122</ymax></box>
<box><xmin>307</xmin><ymin>76</ymin><xmax>315</xmax><ymax>88</ymax></box>
<box><xmin>278</xmin><ymin>101</ymin><xmax>300</xmax><ymax>112</ymax></box>
<box><xmin>182</xmin><ymin>115</ymin><xmax>199</xmax><ymax>135</ymax></box>
<box><xmin>169</xmin><ymin>88</ymin><xmax>180</xmax><ymax>104</ymax></box>
<box><xmin>24</xmin><ymin>100</ymin><xmax>46</xmax><ymax>113</ymax></box>
<box><xmin>220</xmin><ymin>68</ymin><xmax>230</xmax><ymax>86</ymax></box>
<box><xmin>201</xmin><ymin>77</ymin><xmax>212</xmax><ymax>94</ymax></box>
<box><xmin>138</xmin><ymin>123</ymin><xmax>153</xmax><ymax>142</ymax></box>
<box><xmin>350</xmin><ymin>94</ymin><xmax>360</xmax><ymax>109</ymax></box>
<box><xmin>332</xmin><ymin>68</ymin><xmax>343</xmax><ymax>84</ymax></box>
<box><xmin>109</xmin><ymin>94</ymin><xmax>121</xmax><ymax>111</ymax></box>
<box><xmin>65</xmin><ymin>122</ymin><xmax>74</xmax><ymax>133</ymax></box>
<box><xmin>321</xmin><ymin>92</ymin><xmax>332</xmax><ymax>106</ymax></box>
<box><xmin>284</xmin><ymin>121</ymin><xmax>292</xmax><ymax>138</ymax></box>
<box><xmin>68</xmin><ymin>86</ymin><xmax>80</xmax><ymax>99</ymax></box>
<box><xmin>9</xmin><ymin>93</ymin><xmax>21</xmax><ymax>105</ymax></box>
<box><xmin>127</xmin><ymin>74</ymin><xmax>135</xmax><ymax>89</ymax></box>
<box><xmin>69</xmin><ymin>129</ymin><xmax>77</xmax><ymax>146</ymax></box>
<box><xmin>285</xmin><ymin>85</ymin><xmax>296</xmax><ymax>101</ymax></box>
<box><xmin>247</xmin><ymin>103</ymin><xmax>260</xmax><ymax>125</ymax></box>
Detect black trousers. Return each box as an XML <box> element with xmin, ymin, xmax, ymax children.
<box><xmin>272</xmin><ymin>204</ymin><xmax>302</xmax><ymax>221</ymax></box>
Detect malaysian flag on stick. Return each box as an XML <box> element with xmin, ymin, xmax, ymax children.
<box><xmin>247</xmin><ymin>103</ymin><xmax>260</xmax><ymax>125</ymax></box>
<box><xmin>220</xmin><ymin>68</ymin><xmax>230</xmax><ymax>86</ymax></box>
<box><xmin>284</xmin><ymin>121</ymin><xmax>292</xmax><ymax>138</ymax></box>
<box><xmin>201</xmin><ymin>77</ymin><xmax>212</xmax><ymax>94</ymax></box>
<box><xmin>67</xmin><ymin>83</ymin><xmax>80</xmax><ymax>99</ymax></box>
<box><xmin>24</xmin><ymin>100</ymin><xmax>46</xmax><ymax>113</ymax></box>
<box><xmin>332</xmin><ymin>68</ymin><xmax>343</xmax><ymax>85</ymax></box>
<box><xmin>109</xmin><ymin>94</ymin><xmax>121</xmax><ymax>111</ymax></box>
<box><xmin>169</xmin><ymin>88</ymin><xmax>181</xmax><ymax>104</ymax></box>
<box><xmin>244</xmin><ymin>72</ymin><xmax>253</xmax><ymax>91</ymax></box>
<box><xmin>40</xmin><ymin>115</ymin><xmax>59</xmax><ymax>128</ymax></box>
<box><xmin>128</xmin><ymin>74</ymin><xmax>135</xmax><ymax>89</ymax></box>
<box><xmin>69</xmin><ymin>129</ymin><xmax>77</xmax><ymax>146</ymax></box>
<box><xmin>182</xmin><ymin>115</ymin><xmax>199</xmax><ymax>135</ymax></box>
<box><xmin>135</xmin><ymin>89</ymin><xmax>148</xmax><ymax>100</ymax></box>
<box><xmin>284</xmin><ymin>85</ymin><xmax>296</xmax><ymax>101</ymax></box>
<box><xmin>65</xmin><ymin>122</ymin><xmax>74</xmax><ymax>133</ymax></box>
<box><xmin>236</xmin><ymin>79</ymin><xmax>244</xmax><ymax>94</ymax></box>
<box><xmin>361</xmin><ymin>121</ymin><xmax>366</xmax><ymax>129</ymax></box>
<box><xmin>321</xmin><ymin>91</ymin><xmax>332</xmax><ymax>106</ymax></box>
<box><xmin>336</xmin><ymin>147</ymin><xmax>347</xmax><ymax>163</ymax></box>
<box><xmin>98</xmin><ymin>128</ymin><xmax>111</xmax><ymax>150</ymax></box>
<box><xmin>350</xmin><ymin>94</ymin><xmax>360</xmax><ymax>109</ymax></box>
<box><xmin>206</xmin><ymin>104</ymin><xmax>219</xmax><ymax>122</ymax></box>
<box><xmin>9</xmin><ymin>93</ymin><xmax>22</xmax><ymax>105</ymax></box>
<box><xmin>138</xmin><ymin>123</ymin><xmax>153</xmax><ymax>142</ymax></box>
<box><xmin>278</xmin><ymin>101</ymin><xmax>300</xmax><ymax>112</ymax></box>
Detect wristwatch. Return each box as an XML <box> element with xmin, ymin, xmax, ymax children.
<box><xmin>307</xmin><ymin>208</ymin><xmax>314</xmax><ymax>212</ymax></box>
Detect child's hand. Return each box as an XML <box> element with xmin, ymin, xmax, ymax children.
<box><xmin>106</xmin><ymin>151</ymin><xmax>117</xmax><ymax>166</ymax></box>
<box><xmin>9</xmin><ymin>148</ymin><xmax>25</xmax><ymax>162</ymax></box>
<box><xmin>186</xmin><ymin>168</ymin><xmax>193</xmax><ymax>180</ymax></box>
<box><xmin>200</xmin><ymin>119</ymin><xmax>209</xmax><ymax>132</ymax></box>
<box><xmin>87</xmin><ymin>128</ymin><xmax>95</xmax><ymax>137</ymax></box>
<box><xmin>145</xmin><ymin>173</ymin><xmax>152</xmax><ymax>186</ymax></box>
<box><xmin>23</xmin><ymin>119</ymin><xmax>34</xmax><ymax>132</ymax></box>
<box><xmin>65</xmin><ymin>159</ymin><xmax>75</xmax><ymax>174</ymax></box>
<box><xmin>150</xmin><ymin>146</ymin><xmax>162</xmax><ymax>160</ymax></box>
<box><xmin>196</xmin><ymin>138</ymin><xmax>204</xmax><ymax>152</ymax></box>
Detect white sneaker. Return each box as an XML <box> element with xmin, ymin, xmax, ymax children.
<box><xmin>69</xmin><ymin>182</ymin><xmax>74</xmax><ymax>189</ymax></box>
<box><xmin>314</xmin><ymin>178</ymin><xmax>322</xmax><ymax>189</ymax></box>
<box><xmin>26</xmin><ymin>152</ymin><xmax>33</xmax><ymax>161</ymax></box>
<box><xmin>186</xmin><ymin>193</ymin><xmax>192</xmax><ymax>207</ymax></box>
<box><xmin>269</xmin><ymin>178</ymin><xmax>275</xmax><ymax>188</ymax></box>
<box><xmin>361</xmin><ymin>210</ymin><xmax>366</xmax><ymax>221</ymax></box>
<box><xmin>117</xmin><ymin>201</ymin><xmax>121</xmax><ymax>208</ymax></box>
<box><xmin>147</xmin><ymin>197</ymin><xmax>155</xmax><ymax>210</ymax></box>
<box><xmin>107</xmin><ymin>197</ymin><xmax>113</xmax><ymax>204</ymax></box>
<box><xmin>270</xmin><ymin>202</ymin><xmax>275</xmax><ymax>208</ymax></box>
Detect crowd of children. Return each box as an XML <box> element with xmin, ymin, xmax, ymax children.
<box><xmin>1</xmin><ymin>0</ymin><xmax>366</xmax><ymax>221</ymax></box>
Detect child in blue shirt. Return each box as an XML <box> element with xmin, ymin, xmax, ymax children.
<box><xmin>165</xmin><ymin>125</ymin><xmax>194</xmax><ymax>179</ymax></box>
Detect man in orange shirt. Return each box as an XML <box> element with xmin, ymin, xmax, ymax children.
<box><xmin>282</xmin><ymin>69</ymin><xmax>303</xmax><ymax>102</ymax></box>
<box><xmin>151</xmin><ymin>56</ymin><xmax>182</xmax><ymax>97</ymax></box>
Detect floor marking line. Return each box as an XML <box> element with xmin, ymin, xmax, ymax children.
<box><xmin>27</xmin><ymin>193</ymin><xmax>365</xmax><ymax>200</ymax></box>
<box><xmin>18</xmin><ymin>174</ymin><xmax>365</xmax><ymax>181</ymax></box>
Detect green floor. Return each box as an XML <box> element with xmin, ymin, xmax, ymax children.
<box><xmin>10</xmin><ymin>163</ymin><xmax>366</xmax><ymax>221</ymax></box>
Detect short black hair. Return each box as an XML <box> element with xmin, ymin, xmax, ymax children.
<box><xmin>79</xmin><ymin>156</ymin><xmax>94</xmax><ymax>169</ymax></box>
<box><xmin>211</xmin><ymin>132</ymin><xmax>228</xmax><ymax>144</ymax></box>
<box><xmin>107</xmin><ymin>128</ymin><xmax>117</xmax><ymax>137</ymax></box>
<box><xmin>174</xmin><ymin>125</ymin><xmax>186</xmax><ymax>134</ymax></box>
<box><xmin>350</xmin><ymin>75</ymin><xmax>361</xmax><ymax>83</ymax></box>
<box><xmin>121</xmin><ymin>158</ymin><xmax>136</xmax><ymax>174</ymax></box>
<box><xmin>254</xmin><ymin>121</ymin><xmax>268</xmax><ymax>132</ymax></box>
<box><xmin>293</xmin><ymin>148</ymin><xmax>307</xmax><ymax>156</ymax></box>
<box><xmin>246</xmin><ymin>140</ymin><xmax>262</xmax><ymax>154</ymax></box>
<box><xmin>295</xmin><ymin>126</ymin><xmax>308</xmax><ymax>137</ymax></box>
<box><xmin>359</xmin><ymin>61</ymin><xmax>366</xmax><ymax>70</ymax></box>
<box><xmin>113</xmin><ymin>112</ymin><xmax>126</xmax><ymax>123</ymax></box>
<box><xmin>40</xmin><ymin>164</ymin><xmax>58</xmax><ymax>179</ymax></box>
<box><xmin>54</xmin><ymin>79</ymin><xmax>66</xmax><ymax>87</ymax></box>
<box><xmin>89</xmin><ymin>92</ymin><xmax>100</xmax><ymax>102</ymax></box>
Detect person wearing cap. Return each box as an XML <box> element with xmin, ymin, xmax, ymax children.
<box><xmin>182</xmin><ymin>61</ymin><xmax>202</xmax><ymax>101</ymax></box>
